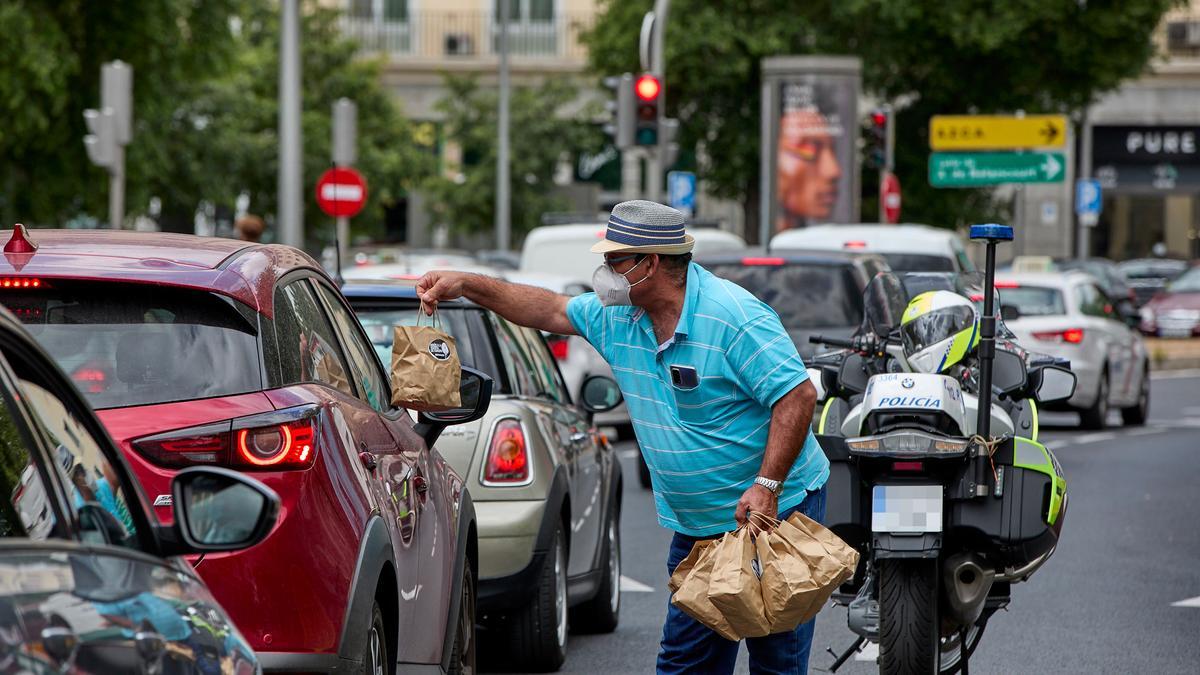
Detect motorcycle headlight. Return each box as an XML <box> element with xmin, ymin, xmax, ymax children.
<box><xmin>845</xmin><ymin>431</ymin><xmax>969</xmax><ymax>457</ymax></box>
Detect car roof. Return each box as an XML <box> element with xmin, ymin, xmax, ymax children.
<box><xmin>340</xmin><ymin>279</ymin><xmax>476</xmax><ymax>308</ymax></box>
<box><xmin>996</xmin><ymin>271</ymin><xmax>1094</xmax><ymax>289</ymax></box>
<box><xmin>770</xmin><ymin>224</ymin><xmax>961</xmax><ymax>251</ymax></box>
<box><xmin>0</xmin><ymin>228</ymin><xmax>325</xmax><ymax>315</ymax></box>
<box><xmin>697</xmin><ymin>247</ymin><xmax>880</xmax><ymax>265</ymax></box>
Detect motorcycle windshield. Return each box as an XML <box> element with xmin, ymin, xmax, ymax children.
<box><xmin>861</xmin><ymin>272</ymin><xmax>908</xmax><ymax>338</ymax></box>
<box><xmin>861</xmin><ymin>271</ymin><xmax>1015</xmax><ymax>339</ymax></box>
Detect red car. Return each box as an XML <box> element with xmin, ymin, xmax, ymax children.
<box><xmin>0</xmin><ymin>225</ymin><xmax>488</xmax><ymax>674</ymax></box>
<box><xmin>1138</xmin><ymin>265</ymin><xmax>1200</xmax><ymax>338</ymax></box>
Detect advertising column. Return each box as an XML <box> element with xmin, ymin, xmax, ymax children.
<box><xmin>761</xmin><ymin>57</ymin><xmax>861</xmax><ymax>245</ymax></box>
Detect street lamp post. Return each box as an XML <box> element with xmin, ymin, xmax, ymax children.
<box><xmin>496</xmin><ymin>0</ymin><xmax>512</xmax><ymax>251</ymax></box>
<box><xmin>279</xmin><ymin>0</ymin><xmax>303</xmax><ymax>249</ymax></box>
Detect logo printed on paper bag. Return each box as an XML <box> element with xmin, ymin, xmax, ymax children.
<box><xmin>428</xmin><ymin>339</ymin><xmax>451</xmax><ymax>361</ymax></box>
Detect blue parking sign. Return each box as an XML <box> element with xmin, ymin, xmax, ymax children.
<box><xmin>667</xmin><ymin>171</ymin><xmax>696</xmax><ymax>217</ymax></box>
<box><xmin>1075</xmin><ymin>179</ymin><xmax>1102</xmax><ymax>216</ymax></box>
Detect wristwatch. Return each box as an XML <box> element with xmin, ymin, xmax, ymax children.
<box><xmin>754</xmin><ymin>476</ymin><xmax>783</xmax><ymax>495</ymax></box>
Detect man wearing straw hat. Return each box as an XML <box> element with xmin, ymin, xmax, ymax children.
<box><xmin>417</xmin><ymin>200</ymin><xmax>829</xmax><ymax>673</ymax></box>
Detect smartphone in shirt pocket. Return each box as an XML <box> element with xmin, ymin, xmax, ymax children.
<box><xmin>669</xmin><ymin>364</ymin><xmax>700</xmax><ymax>390</ymax></box>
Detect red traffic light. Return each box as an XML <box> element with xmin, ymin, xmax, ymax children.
<box><xmin>635</xmin><ymin>74</ymin><xmax>661</xmax><ymax>102</ymax></box>
<box><xmin>871</xmin><ymin>110</ymin><xmax>888</xmax><ymax>127</ymax></box>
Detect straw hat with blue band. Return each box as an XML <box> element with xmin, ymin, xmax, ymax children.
<box><xmin>590</xmin><ymin>200</ymin><xmax>696</xmax><ymax>255</ymax></box>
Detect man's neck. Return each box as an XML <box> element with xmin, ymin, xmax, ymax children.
<box><xmin>644</xmin><ymin>285</ymin><xmax>686</xmax><ymax>346</ymax></box>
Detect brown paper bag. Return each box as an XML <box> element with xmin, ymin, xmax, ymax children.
<box><xmin>706</xmin><ymin>528</ymin><xmax>771</xmax><ymax>638</ymax></box>
<box><xmin>750</xmin><ymin>511</ymin><xmax>860</xmax><ymax>633</ymax></box>
<box><xmin>669</xmin><ymin>541</ymin><xmax>740</xmax><ymax>641</ymax></box>
<box><xmin>389</xmin><ymin>308</ymin><xmax>461</xmax><ymax>411</ymax></box>
<box><xmin>668</xmin><ymin>539</ymin><xmax>715</xmax><ymax>595</ymax></box>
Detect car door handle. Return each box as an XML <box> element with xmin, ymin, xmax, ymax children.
<box><xmin>413</xmin><ymin>474</ymin><xmax>428</xmax><ymax>495</ymax></box>
<box><xmin>359</xmin><ymin>451</ymin><xmax>378</xmax><ymax>471</ymax></box>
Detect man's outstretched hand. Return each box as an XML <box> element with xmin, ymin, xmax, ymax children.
<box><xmin>416</xmin><ymin>271</ymin><xmax>469</xmax><ymax>315</ymax></box>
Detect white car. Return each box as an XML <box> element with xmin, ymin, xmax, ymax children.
<box><xmin>502</xmin><ymin>272</ymin><xmax>632</xmax><ymax>436</ymax></box>
<box><xmin>997</xmin><ymin>271</ymin><xmax>1149</xmax><ymax>430</ymax></box>
<box><xmin>770</xmin><ymin>223</ymin><xmax>974</xmax><ymax>273</ymax></box>
<box><xmin>520</xmin><ymin>222</ymin><xmax>747</xmax><ymax>278</ymax></box>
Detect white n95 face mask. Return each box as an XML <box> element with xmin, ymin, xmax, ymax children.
<box><xmin>592</xmin><ymin>256</ymin><xmax>650</xmax><ymax>307</ymax></box>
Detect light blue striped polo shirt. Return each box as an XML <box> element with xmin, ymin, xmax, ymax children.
<box><xmin>567</xmin><ymin>262</ymin><xmax>829</xmax><ymax>536</ymax></box>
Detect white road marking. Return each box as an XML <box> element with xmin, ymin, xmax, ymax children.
<box><xmin>1070</xmin><ymin>431</ymin><xmax>1118</xmax><ymax>445</ymax></box>
<box><xmin>620</xmin><ymin>449</ymin><xmax>640</xmax><ymax>460</ymax></box>
<box><xmin>1171</xmin><ymin>595</ymin><xmax>1200</xmax><ymax>608</ymax></box>
<box><xmin>619</xmin><ymin>575</ymin><xmax>654</xmax><ymax>593</ymax></box>
<box><xmin>1151</xmin><ymin>368</ymin><xmax>1200</xmax><ymax>380</ymax></box>
<box><xmin>855</xmin><ymin>641</ymin><xmax>879</xmax><ymax>661</ymax></box>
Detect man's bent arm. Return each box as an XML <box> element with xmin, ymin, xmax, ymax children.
<box><xmin>735</xmin><ymin>379</ymin><xmax>818</xmax><ymax>523</ymax></box>
<box><xmin>758</xmin><ymin>380</ymin><xmax>818</xmax><ymax>482</ymax></box>
<box><xmin>418</xmin><ymin>271</ymin><xmax>576</xmax><ymax>335</ymax></box>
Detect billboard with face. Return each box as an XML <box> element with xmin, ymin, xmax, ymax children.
<box><xmin>762</xmin><ymin>58</ymin><xmax>861</xmax><ymax>241</ymax></box>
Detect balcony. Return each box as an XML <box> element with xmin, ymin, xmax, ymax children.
<box><xmin>339</xmin><ymin>9</ymin><xmax>595</xmax><ymax>66</ymax></box>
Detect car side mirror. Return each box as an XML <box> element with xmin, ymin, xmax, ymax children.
<box><xmin>415</xmin><ymin>366</ymin><xmax>494</xmax><ymax>447</ymax></box>
<box><xmin>1032</xmin><ymin>366</ymin><xmax>1077</xmax><ymax>404</ymax></box>
<box><xmin>1000</xmin><ymin>304</ymin><xmax>1021</xmax><ymax>322</ymax></box>
<box><xmin>168</xmin><ymin>467</ymin><xmax>280</xmax><ymax>554</ymax></box>
<box><xmin>579</xmin><ymin>375</ymin><xmax>623</xmax><ymax>415</ymax></box>
<box><xmin>78</xmin><ymin>502</ymin><xmax>133</xmax><ymax>548</ymax></box>
<box><xmin>992</xmin><ymin>349</ymin><xmax>1028</xmax><ymax>395</ymax></box>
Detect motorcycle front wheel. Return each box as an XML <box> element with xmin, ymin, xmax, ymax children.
<box><xmin>879</xmin><ymin>559</ymin><xmax>939</xmax><ymax>674</ymax></box>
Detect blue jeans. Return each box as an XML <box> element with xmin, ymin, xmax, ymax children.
<box><xmin>657</xmin><ymin>486</ymin><xmax>827</xmax><ymax>675</ymax></box>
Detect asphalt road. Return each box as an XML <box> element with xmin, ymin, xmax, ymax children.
<box><xmin>494</xmin><ymin>372</ymin><xmax>1200</xmax><ymax>674</ymax></box>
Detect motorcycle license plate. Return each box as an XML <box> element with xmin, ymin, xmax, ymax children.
<box><xmin>872</xmin><ymin>485</ymin><xmax>943</xmax><ymax>533</ymax></box>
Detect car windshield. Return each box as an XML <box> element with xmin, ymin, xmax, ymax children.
<box><xmin>351</xmin><ymin>305</ymin><xmax>478</xmax><ymax>372</ymax></box>
<box><xmin>0</xmin><ymin>281</ymin><xmax>262</xmax><ymax>409</ymax></box>
<box><xmin>879</xmin><ymin>253</ymin><xmax>957</xmax><ymax>273</ymax></box>
<box><xmin>998</xmin><ymin>286</ymin><xmax>1066</xmax><ymax>317</ymax></box>
<box><xmin>1168</xmin><ymin>268</ymin><xmax>1200</xmax><ymax>293</ymax></box>
<box><xmin>705</xmin><ymin>262</ymin><xmax>864</xmax><ymax>329</ymax></box>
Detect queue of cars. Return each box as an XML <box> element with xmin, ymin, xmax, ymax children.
<box><xmin>0</xmin><ymin>216</ymin><xmax>1176</xmax><ymax>673</ymax></box>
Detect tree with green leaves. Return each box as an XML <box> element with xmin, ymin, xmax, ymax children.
<box><xmin>422</xmin><ymin>75</ymin><xmax>600</xmax><ymax>241</ymax></box>
<box><xmin>142</xmin><ymin>1</ymin><xmax>436</xmax><ymax>246</ymax></box>
<box><xmin>0</xmin><ymin>0</ymin><xmax>434</xmax><ymax>249</ymax></box>
<box><xmin>583</xmin><ymin>0</ymin><xmax>1177</xmax><ymax>239</ymax></box>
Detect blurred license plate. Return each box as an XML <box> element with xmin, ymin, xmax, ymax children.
<box><xmin>1159</xmin><ymin>327</ymin><xmax>1193</xmax><ymax>338</ymax></box>
<box><xmin>872</xmin><ymin>485</ymin><xmax>943</xmax><ymax>533</ymax></box>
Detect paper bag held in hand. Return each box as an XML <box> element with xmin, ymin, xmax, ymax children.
<box><xmin>390</xmin><ymin>306</ymin><xmax>461</xmax><ymax>412</ymax></box>
<box><xmin>706</xmin><ymin>526</ymin><xmax>771</xmax><ymax>638</ymax></box>
<box><xmin>670</xmin><ymin>540</ymin><xmax>740</xmax><ymax>641</ymax></box>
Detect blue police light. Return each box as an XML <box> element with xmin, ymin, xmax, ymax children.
<box><xmin>969</xmin><ymin>224</ymin><xmax>1014</xmax><ymax>241</ymax></box>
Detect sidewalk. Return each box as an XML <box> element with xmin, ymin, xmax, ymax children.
<box><xmin>1147</xmin><ymin>337</ymin><xmax>1200</xmax><ymax>371</ymax></box>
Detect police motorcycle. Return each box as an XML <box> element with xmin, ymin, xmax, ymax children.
<box><xmin>808</xmin><ymin>225</ymin><xmax>1077</xmax><ymax>674</ymax></box>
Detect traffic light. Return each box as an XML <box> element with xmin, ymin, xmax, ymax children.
<box><xmin>867</xmin><ymin>107</ymin><xmax>892</xmax><ymax>171</ymax></box>
<box><xmin>83</xmin><ymin>108</ymin><xmax>116</xmax><ymax>169</ymax></box>
<box><xmin>634</xmin><ymin>73</ymin><xmax>660</xmax><ymax>147</ymax></box>
<box><xmin>602</xmin><ymin>73</ymin><xmax>634</xmax><ymax>149</ymax></box>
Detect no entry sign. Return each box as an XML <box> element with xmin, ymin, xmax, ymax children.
<box><xmin>315</xmin><ymin>167</ymin><xmax>367</xmax><ymax>218</ymax></box>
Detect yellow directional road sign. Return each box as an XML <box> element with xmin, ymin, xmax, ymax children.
<box><xmin>930</xmin><ymin>115</ymin><xmax>1068</xmax><ymax>150</ymax></box>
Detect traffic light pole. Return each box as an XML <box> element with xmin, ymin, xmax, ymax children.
<box><xmin>279</xmin><ymin>0</ymin><xmax>303</xmax><ymax>248</ymax></box>
<box><xmin>497</xmin><ymin>0</ymin><xmax>512</xmax><ymax>251</ymax></box>
<box><xmin>646</xmin><ymin>0</ymin><xmax>670</xmax><ymax>203</ymax></box>
<box><xmin>879</xmin><ymin>104</ymin><xmax>894</xmax><ymax>224</ymax></box>
<box><xmin>109</xmin><ymin>145</ymin><xmax>125</xmax><ymax>230</ymax></box>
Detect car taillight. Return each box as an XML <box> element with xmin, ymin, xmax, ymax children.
<box><xmin>132</xmin><ymin>406</ymin><xmax>319</xmax><ymax>471</ymax></box>
<box><xmin>484</xmin><ymin>419</ymin><xmax>529</xmax><ymax>484</ymax></box>
<box><xmin>994</xmin><ymin>280</ymin><xmax>1020</xmax><ymax>289</ymax></box>
<box><xmin>546</xmin><ymin>336</ymin><xmax>569</xmax><ymax>361</ymax></box>
<box><xmin>1032</xmin><ymin>328</ymin><xmax>1084</xmax><ymax>344</ymax></box>
<box><xmin>0</xmin><ymin>277</ymin><xmax>43</xmax><ymax>288</ymax></box>
<box><xmin>742</xmin><ymin>257</ymin><xmax>786</xmax><ymax>266</ymax></box>
<box><xmin>71</xmin><ymin>361</ymin><xmax>110</xmax><ymax>394</ymax></box>
<box><xmin>843</xmin><ymin>241</ymin><xmax>867</xmax><ymax>249</ymax></box>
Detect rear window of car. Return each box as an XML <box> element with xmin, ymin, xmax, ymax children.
<box><xmin>705</xmin><ymin>262</ymin><xmax>864</xmax><ymax>329</ymax></box>
<box><xmin>999</xmin><ymin>286</ymin><xmax>1065</xmax><ymax>317</ymax></box>
<box><xmin>879</xmin><ymin>253</ymin><xmax>957</xmax><ymax>273</ymax></box>
<box><xmin>351</xmin><ymin>305</ymin><xmax>479</xmax><ymax>375</ymax></box>
<box><xmin>0</xmin><ymin>281</ymin><xmax>262</xmax><ymax>409</ymax></box>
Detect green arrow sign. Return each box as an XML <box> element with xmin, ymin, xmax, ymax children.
<box><xmin>929</xmin><ymin>152</ymin><xmax>1066</xmax><ymax>187</ymax></box>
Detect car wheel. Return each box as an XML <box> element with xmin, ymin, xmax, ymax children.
<box><xmin>510</xmin><ymin>522</ymin><xmax>567</xmax><ymax>671</ymax></box>
<box><xmin>569</xmin><ymin>509</ymin><xmax>621</xmax><ymax>634</ymax></box>
<box><xmin>1080</xmin><ymin>368</ymin><xmax>1109</xmax><ymax>430</ymax></box>
<box><xmin>637</xmin><ymin>454</ymin><xmax>652</xmax><ymax>489</ymax></box>
<box><xmin>364</xmin><ymin>602</ymin><xmax>388</xmax><ymax>675</ymax></box>
<box><xmin>448</xmin><ymin>563</ymin><xmax>476</xmax><ymax>675</ymax></box>
<box><xmin>1121</xmin><ymin>364</ymin><xmax>1150</xmax><ymax>426</ymax></box>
